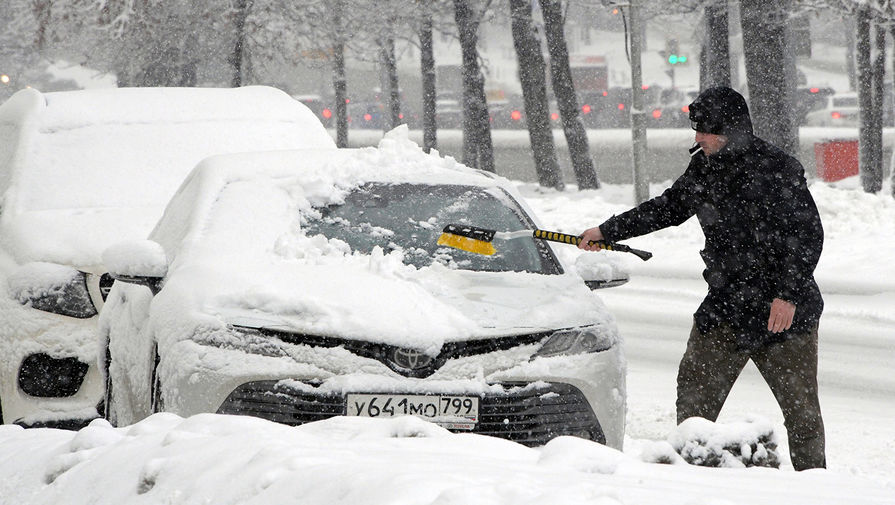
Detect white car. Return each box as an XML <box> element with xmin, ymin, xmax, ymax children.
<box><xmin>803</xmin><ymin>93</ymin><xmax>859</xmax><ymax>127</ymax></box>
<box><xmin>0</xmin><ymin>86</ymin><xmax>335</xmax><ymax>428</ymax></box>
<box><xmin>100</xmin><ymin>130</ymin><xmax>628</xmax><ymax>448</ymax></box>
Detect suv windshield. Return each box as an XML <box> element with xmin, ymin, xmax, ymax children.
<box><xmin>303</xmin><ymin>183</ymin><xmax>561</xmax><ymax>274</ymax></box>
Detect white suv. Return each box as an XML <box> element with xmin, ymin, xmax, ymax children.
<box><xmin>0</xmin><ymin>86</ymin><xmax>335</xmax><ymax>428</ymax></box>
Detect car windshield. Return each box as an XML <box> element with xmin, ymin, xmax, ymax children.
<box><xmin>303</xmin><ymin>183</ymin><xmax>561</xmax><ymax>274</ymax></box>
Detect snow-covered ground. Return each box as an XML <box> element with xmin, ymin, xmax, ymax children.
<box><xmin>1</xmin><ymin>169</ymin><xmax>893</xmax><ymax>504</ymax></box>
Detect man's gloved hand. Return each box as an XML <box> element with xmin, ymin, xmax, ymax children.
<box><xmin>768</xmin><ymin>298</ymin><xmax>796</xmax><ymax>333</ymax></box>
<box><xmin>578</xmin><ymin>226</ymin><xmax>605</xmax><ymax>251</ymax></box>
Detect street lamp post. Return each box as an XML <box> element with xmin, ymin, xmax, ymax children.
<box><xmin>628</xmin><ymin>1</ymin><xmax>649</xmax><ymax>204</ymax></box>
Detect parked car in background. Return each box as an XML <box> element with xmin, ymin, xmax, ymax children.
<box><xmin>803</xmin><ymin>92</ymin><xmax>859</xmax><ymax>127</ymax></box>
<box><xmin>0</xmin><ymin>85</ymin><xmax>335</xmax><ymax>428</ymax></box>
<box><xmin>436</xmin><ymin>94</ymin><xmax>463</xmax><ymax>129</ymax></box>
<box><xmin>100</xmin><ymin>130</ymin><xmax>628</xmax><ymax>449</ymax></box>
<box><xmin>292</xmin><ymin>94</ymin><xmax>334</xmax><ymax>128</ymax></box>
<box><xmin>647</xmin><ymin>87</ymin><xmax>692</xmax><ymax>129</ymax></box>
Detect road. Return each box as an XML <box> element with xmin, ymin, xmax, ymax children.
<box><xmin>598</xmin><ymin>274</ymin><xmax>895</xmax><ymax>478</ymax></box>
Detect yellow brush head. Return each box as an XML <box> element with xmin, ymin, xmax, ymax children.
<box><xmin>437</xmin><ymin>232</ymin><xmax>496</xmax><ymax>256</ymax></box>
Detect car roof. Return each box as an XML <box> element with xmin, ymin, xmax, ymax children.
<box><xmin>150</xmin><ymin>136</ymin><xmax>518</xmax><ymax>256</ymax></box>
<box><xmin>0</xmin><ymin>86</ymin><xmax>335</xmax><ymax>269</ymax></box>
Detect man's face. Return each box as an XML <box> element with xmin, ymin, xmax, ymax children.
<box><xmin>694</xmin><ymin>131</ymin><xmax>729</xmax><ymax>156</ymax></box>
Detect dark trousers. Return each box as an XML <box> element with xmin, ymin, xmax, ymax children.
<box><xmin>676</xmin><ymin>322</ymin><xmax>826</xmax><ymax>471</ymax></box>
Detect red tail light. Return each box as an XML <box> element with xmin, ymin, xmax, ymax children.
<box><xmin>399</xmin><ymin>113</ymin><xmax>404</xmax><ymax>119</ymax></box>
<box><xmin>831</xmin><ymin>111</ymin><xmax>841</xmax><ymax>119</ymax></box>
<box><xmin>652</xmin><ymin>109</ymin><xmax>662</xmax><ymax>119</ymax></box>
<box><xmin>511</xmin><ymin>110</ymin><xmax>522</xmax><ymax>121</ymax></box>
<box><xmin>681</xmin><ymin>105</ymin><xmax>689</xmax><ymax>113</ymax></box>
<box><xmin>551</xmin><ymin>112</ymin><xmax>559</xmax><ymax>121</ymax></box>
<box><xmin>581</xmin><ymin>104</ymin><xmax>592</xmax><ymax>114</ymax></box>
<box><xmin>364</xmin><ymin>113</ymin><xmax>372</xmax><ymax>121</ymax></box>
<box><xmin>322</xmin><ymin>108</ymin><xmax>332</xmax><ymax>119</ymax></box>
<box><xmin>602</xmin><ymin>91</ymin><xmax>608</xmax><ymax>97</ymax></box>
<box><xmin>618</xmin><ymin>103</ymin><xmax>625</xmax><ymax>110</ymax></box>
<box><xmin>810</xmin><ymin>87</ymin><xmax>819</xmax><ymax>93</ymax></box>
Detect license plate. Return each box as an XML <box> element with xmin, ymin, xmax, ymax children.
<box><xmin>346</xmin><ymin>394</ymin><xmax>479</xmax><ymax>430</ymax></box>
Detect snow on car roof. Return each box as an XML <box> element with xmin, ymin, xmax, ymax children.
<box><xmin>0</xmin><ymin>86</ymin><xmax>335</xmax><ymax>270</ymax></box>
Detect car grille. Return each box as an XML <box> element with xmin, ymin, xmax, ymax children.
<box><xmin>233</xmin><ymin>324</ymin><xmax>552</xmax><ymax>379</ymax></box>
<box><xmin>217</xmin><ymin>381</ymin><xmax>604</xmax><ymax>447</ymax></box>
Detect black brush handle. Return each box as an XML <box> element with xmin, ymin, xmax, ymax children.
<box><xmin>532</xmin><ymin>229</ymin><xmax>653</xmax><ymax>261</ymax></box>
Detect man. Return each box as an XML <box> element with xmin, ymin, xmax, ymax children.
<box><xmin>579</xmin><ymin>87</ymin><xmax>826</xmax><ymax>470</ymax></box>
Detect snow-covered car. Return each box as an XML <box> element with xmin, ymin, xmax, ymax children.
<box><xmin>0</xmin><ymin>86</ymin><xmax>335</xmax><ymax>428</ymax></box>
<box><xmin>803</xmin><ymin>92</ymin><xmax>859</xmax><ymax>127</ymax></box>
<box><xmin>100</xmin><ymin>129</ymin><xmax>628</xmax><ymax>449</ymax></box>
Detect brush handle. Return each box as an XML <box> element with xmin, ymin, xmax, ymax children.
<box><xmin>532</xmin><ymin>229</ymin><xmax>653</xmax><ymax>261</ymax></box>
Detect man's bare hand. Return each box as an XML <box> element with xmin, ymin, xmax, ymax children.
<box><xmin>578</xmin><ymin>226</ymin><xmax>605</xmax><ymax>251</ymax></box>
<box><xmin>768</xmin><ymin>298</ymin><xmax>796</xmax><ymax>333</ymax></box>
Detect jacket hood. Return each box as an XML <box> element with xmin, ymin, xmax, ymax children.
<box><xmin>688</xmin><ymin>87</ymin><xmax>754</xmax><ymax>142</ymax></box>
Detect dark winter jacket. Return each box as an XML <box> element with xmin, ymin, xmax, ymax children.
<box><xmin>599</xmin><ymin>87</ymin><xmax>824</xmax><ymax>349</ymax></box>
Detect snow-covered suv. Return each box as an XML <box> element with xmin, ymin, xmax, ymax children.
<box><xmin>0</xmin><ymin>86</ymin><xmax>335</xmax><ymax>428</ymax></box>
<box><xmin>100</xmin><ymin>129</ymin><xmax>628</xmax><ymax>449</ymax></box>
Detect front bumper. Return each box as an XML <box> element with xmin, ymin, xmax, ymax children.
<box><xmin>159</xmin><ymin>333</ymin><xmax>626</xmax><ymax>449</ymax></box>
<box><xmin>217</xmin><ymin>380</ymin><xmax>605</xmax><ymax>447</ymax></box>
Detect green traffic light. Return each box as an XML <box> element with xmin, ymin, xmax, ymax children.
<box><xmin>680</xmin><ymin>55</ymin><xmax>687</xmax><ymax>63</ymax></box>
<box><xmin>668</xmin><ymin>54</ymin><xmax>678</xmax><ymax>64</ymax></box>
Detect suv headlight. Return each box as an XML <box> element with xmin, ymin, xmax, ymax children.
<box><xmin>532</xmin><ymin>325</ymin><xmax>615</xmax><ymax>358</ymax></box>
<box><xmin>7</xmin><ymin>262</ymin><xmax>98</xmax><ymax>318</ymax></box>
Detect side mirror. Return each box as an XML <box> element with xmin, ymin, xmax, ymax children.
<box><xmin>575</xmin><ymin>253</ymin><xmax>630</xmax><ymax>290</ymax></box>
<box><xmin>7</xmin><ymin>262</ymin><xmax>98</xmax><ymax>318</ymax></box>
<box><xmin>102</xmin><ymin>240</ymin><xmax>168</xmax><ymax>295</ymax></box>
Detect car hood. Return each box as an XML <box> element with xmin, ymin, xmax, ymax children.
<box><xmin>160</xmin><ymin>254</ymin><xmax>611</xmax><ymax>354</ymax></box>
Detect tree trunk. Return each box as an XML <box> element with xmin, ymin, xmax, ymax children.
<box><xmin>539</xmin><ymin>0</ymin><xmax>598</xmax><ymax>189</ymax></box>
<box><xmin>890</xmin><ymin>25</ymin><xmax>895</xmax><ymax>198</ymax></box>
<box><xmin>379</xmin><ymin>33</ymin><xmax>401</xmax><ymax>131</ymax></box>
<box><xmin>855</xmin><ymin>7</ymin><xmax>876</xmax><ymax>193</ymax></box>
<box><xmin>509</xmin><ymin>0</ymin><xmax>562</xmax><ymax>190</ymax></box>
<box><xmin>419</xmin><ymin>6</ymin><xmax>437</xmax><ymax>153</ymax></box>
<box><xmin>703</xmin><ymin>1</ymin><xmax>730</xmax><ymax>89</ymax></box>
<box><xmin>33</xmin><ymin>0</ymin><xmax>52</xmax><ymax>52</ymax></box>
<box><xmin>740</xmin><ymin>0</ymin><xmax>797</xmax><ymax>156</ymax></box>
<box><xmin>332</xmin><ymin>0</ymin><xmax>349</xmax><ymax>148</ymax></box>
<box><xmin>866</xmin><ymin>23</ymin><xmax>885</xmax><ymax>193</ymax></box>
<box><xmin>453</xmin><ymin>0</ymin><xmax>494</xmax><ymax>172</ymax></box>
<box><xmin>229</xmin><ymin>0</ymin><xmax>252</xmax><ymax>87</ymax></box>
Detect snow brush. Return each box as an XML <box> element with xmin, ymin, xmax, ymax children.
<box><xmin>437</xmin><ymin>224</ymin><xmax>653</xmax><ymax>261</ymax></box>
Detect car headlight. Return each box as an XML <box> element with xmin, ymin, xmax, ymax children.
<box><xmin>7</xmin><ymin>262</ymin><xmax>98</xmax><ymax>318</ymax></box>
<box><xmin>532</xmin><ymin>326</ymin><xmax>615</xmax><ymax>358</ymax></box>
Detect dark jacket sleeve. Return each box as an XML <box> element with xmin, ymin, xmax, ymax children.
<box><xmin>759</xmin><ymin>155</ymin><xmax>824</xmax><ymax>305</ymax></box>
<box><xmin>598</xmin><ymin>154</ymin><xmax>707</xmax><ymax>242</ymax></box>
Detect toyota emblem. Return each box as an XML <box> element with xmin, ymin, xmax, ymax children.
<box><xmin>390</xmin><ymin>348</ymin><xmax>434</xmax><ymax>370</ymax></box>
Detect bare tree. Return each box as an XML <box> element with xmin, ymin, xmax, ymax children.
<box><xmin>740</xmin><ymin>0</ymin><xmax>799</xmax><ymax>156</ymax></box>
<box><xmin>418</xmin><ymin>1</ymin><xmax>438</xmax><ymax>152</ymax></box>
<box><xmin>509</xmin><ymin>0</ymin><xmax>563</xmax><ymax>189</ymax></box>
<box><xmin>453</xmin><ymin>0</ymin><xmax>494</xmax><ymax>172</ymax></box>
<box><xmin>229</xmin><ymin>0</ymin><xmax>254</xmax><ymax>87</ymax></box>
<box><xmin>702</xmin><ymin>0</ymin><xmax>730</xmax><ymax>88</ymax></box>
<box><xmin>539</xmin><ymin>0</ymin><xmax>598</xmax><ymax>189</ymax></box>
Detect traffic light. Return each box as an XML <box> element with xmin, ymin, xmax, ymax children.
<box><xmin>665</xmin><ymin>39</ymin><xmax>688</xmax><ymax>65</ymax></box>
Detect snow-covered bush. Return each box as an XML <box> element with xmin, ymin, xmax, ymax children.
<box><xmin>667</xmin><ymin>416</ymin><xmax>781</xmax><ymax>468</ymax></box>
